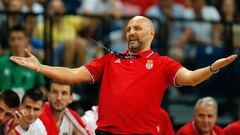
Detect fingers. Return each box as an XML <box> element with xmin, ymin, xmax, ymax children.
<box><xmin>10</xmin><ymin>56</ymin><xmax>23</xmax><ymax>61</ymax></box>
<box><xmin>14</xmin><ymin>111</ymin><xmax>22</xmax><ymax>120</ymax></box>
<box><xmin>212</xmin><ymin>54</ymin><xmax>238</xmax><ymax>71</ymax></box>
<box><xmin>9</xmin><ymin>56</ymin><xmax>25</xmax><ymax>66</ymax></box>
<box><xmin>25</xmin><ymin>48</ymin><xmax>33</xmax><ymax>57</ymax></box>
<box><xmin>227</xmin><ymin>54</ymin><xmax>238</xmax><ymax>62</ymax></box>
<box><xmin>13</xmin><ymin>109</ymin><xmax>29</xmax><ymax>123</ymax></box>
<box><xmin>222</xmin><ymin>54</ymin><xmax>238</xmax><ymax>66</ymax></box>
<box><xmin>12</xmin><ymin>111</ymin><xmax>22</xmax><ymax>127</ymax></box>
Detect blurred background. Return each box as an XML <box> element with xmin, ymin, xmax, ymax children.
<box><xmin>0</xmin><ymin>0</ymin><xmax>240</xmax><ymax>130</ymax></box>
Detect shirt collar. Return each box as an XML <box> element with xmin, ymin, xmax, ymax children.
<box><xmin>123</xmin><ymin>50</ymin><xmax>154</xmax><ymax>58</ymax></box>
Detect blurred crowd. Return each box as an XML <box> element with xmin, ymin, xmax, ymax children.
<box><xmin>0</xmin><ymin>0</ymin><xmax>240</xmax><ymax>132</ymax></box>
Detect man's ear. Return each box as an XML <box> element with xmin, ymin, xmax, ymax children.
<box><xmin>149</xmin><ymin>31</ymin><xmax>154</xmax><ymax>40</ymax></box>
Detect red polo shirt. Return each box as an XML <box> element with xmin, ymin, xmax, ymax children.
<box><xmin>176</xmin><ymin>121</ymin><xmax>224</xmax><ymax>135</ymax></box>
<box><xmin>84</xmin><ymin>50</ymin><xmax>182</xmax><ymax>134</ymax></box>
<box><xmin>223</xmin><ymin>120</ymin><xmax>240</xmax><ymax>135</ymax></box>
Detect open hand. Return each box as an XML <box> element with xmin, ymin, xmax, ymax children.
<box><xmin>10</xmin><ymin>49</ymin><xmax>41</xmax><ymax>71</ymax></box>
<box><xmin>211</xmin><ymin>54</ymin><xmax>238</xmax><ymax>71</ymax></box>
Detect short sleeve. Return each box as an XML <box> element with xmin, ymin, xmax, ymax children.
<box><xmin>84</xmin><ymin>55</ymin><xmax>109</xmax><ymax>83</ymax></box>
<box><xmin>165</xmin><ymin>57</ymin><xmax>183</xmax><ymax>85</ymax></box>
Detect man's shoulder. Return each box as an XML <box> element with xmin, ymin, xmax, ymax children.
<box><xmin>224</xmin><ymin>120</ymin><xmax>240</xmax><ymax>132</ymax></box>
<box><xmin>0</xmin><ymin>54</ymin><xmax>11</xmax><ymax>71</ymax></box>
<box><xmin>177</xmin><ymin>122</ymin><xmax>195</xmax><ymax>135</ymax></box>
<box><xmin>0</xmin><ymin>53</ymin><xmax>10</xmax><ymax>61</ymax></box>
<box><xmin>213</xmin><ymin>124</ymin><xmax>224</xmax><ymax>134</ymax></box>
<box><xmin>66</xmin><ymin>107</ymin><xmax>82</xmax><ymax>119</ymax></box>
<box><xmin>152</xmin><ymin>54</ymin><xmax>178</xmax><ymax>62</ymax></box>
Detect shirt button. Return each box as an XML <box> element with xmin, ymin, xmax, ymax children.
<box><xmin>130</xmin><ymin>61</ymin><xmax>133</xmax><ymax>63</ymax></box>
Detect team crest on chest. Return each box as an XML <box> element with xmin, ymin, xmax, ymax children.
<box><xmin>145</xmin><ymin>60</ymin><xmax>153</xmax><ymax>69</ymax></box>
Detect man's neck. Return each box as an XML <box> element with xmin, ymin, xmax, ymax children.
<box><xmin>20</xmin><ymin>123</ymin><xmax>30</xmax><ymax>131</ymax></box>
<box><xmin>129</xmin><ymin>48</ymin><xmax>150</xmax><ymax>55</ymax></box>
<box><xmin>52</xmin><ymin>109</ymin><xmax>65</xmax><ymax>127</ymax></box>
<box><xmin>11</xmin><ymin>51</ymin><xmax>25</xmax><ymax>57</ymax></box>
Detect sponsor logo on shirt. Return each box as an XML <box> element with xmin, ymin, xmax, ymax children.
<box><xmin>114</xmin><ymin>59</ymin><xmax>121</xmax><ymax>63</ymax></box>
<box><xmin>146</xmin><ymin>60</ymin><xmax>153</xmax><ymax>69</ymax></box>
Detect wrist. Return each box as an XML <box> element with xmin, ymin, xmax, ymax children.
<box><xmin>36</xmin><ymin>64</ymin><xmax>42</xmax><ymax>72</ymax></box>
<box><xmin>209</xmin><ymin>64</ymin><xmax>219</xmax><ymax>73</ymax></box>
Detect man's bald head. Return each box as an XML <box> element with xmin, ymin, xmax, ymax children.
<box><xmin>128</xmin><ymin>16</ymin><xmax>155</xmax><ymax>32</ymax></box>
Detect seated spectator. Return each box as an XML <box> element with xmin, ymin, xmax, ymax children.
<box><xmin>78</xmin><ymin>0</ymin><xmax>122</xmax><ymax>18</ymax></box>
<box><xmin>216</xmin><ymin>0</ymin><xmax>240</xmax><ymax>49</ymax></box>
<box><xmin>145</xmin><ymin>0</ymin><xmax>192</xmax><ymax>63</ymax></box>
<box><xmin>0</xmin><ymin>90</ymin><xmax>20</xmax><ymax>134</ymax></box>
<box><xmin>6</xmin><ymin>88</ymin><xmax>46</xmax><ymax>135</ymax></box>
<box><xmin>82</xmin><ymin>106</ymin><xmax>98</xmax><ymax>135</ymax></box>
<box><xmin>0</xmin><ymin>25</ymin><xmax>46</xmax><ymax>98</ymax></box>
<box><xmin>109</xmin><ymin>21</ymin><xmax>128</xmax><ymax>53</ymax></box>
<box><xmin>78</xmin><ymin>0</ymin><xmax>123</xmax><ymax>51</ymax></box>
<box><xmin>188</xmin><ymin>0</ymin><xmax>221</xmax><ymax>44</ymax></box>
<box><xmin>0</xmin><ymin>0</ymin><xmax>24</xmax><ymax>54</ymax></box>
<box><xmin>39</xmin><ymin>80</ymin><xmax>90</xmax><ymax>135</ymax></box>
<box><xmin>34</xmin><ymin>0</ymin><xmax>89</xmax><ymax>67</ymax></box>
<box><xmin>22</xmin><ymin>15</ymin><xmax>45</xmax><ymax>60</ymax></box>
<box><xmin>223</xmin><ymin>120</ymin><xmax>240</xmax><ymax>135</ymax></box>
<box><xmin>176</xmin><ymin>97</ymin><xmax>224</xmax><ymax>135</ymax></box>
<box><xmin>21</xmin><ymin>0</ymin><xmax>44</xmax><ymax>22</ymax></box>
<box><xmin>120</xmin><ymin>0</ymin><xmax>157</xmax><ymax>15</ymax></box>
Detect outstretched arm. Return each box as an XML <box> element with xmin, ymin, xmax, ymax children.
<box><xmin>10</xmin><ymin>49</ymin><xmax>92</xmax><ymax>84</ymax></box>
<box><xmin>175</xmin><ymin>55</ymin><xmax>237</xmax><ymax>86</ymax></box>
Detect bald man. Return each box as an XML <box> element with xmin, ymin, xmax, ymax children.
<box><xmin>10</xmin><ymin>16</ymin><xmax>237</xmax><ymax>134</ymax></box>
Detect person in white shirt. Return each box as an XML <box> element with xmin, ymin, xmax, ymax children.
<box><xmin>7</xmin><ymin>88</ymin><xmax>46</xmax><ymax>135</ymax></box>
<box><xmin>39</xmin><ymin>81</ymin><xmax>90</xmax><ymax>135</ymax></box>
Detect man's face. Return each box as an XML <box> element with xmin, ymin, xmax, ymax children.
<box><xmin>126</xmin><ymin>18</ymin><xmax>151</xmax><ymax>53</ymax></box>
<box><xmin>21</xmin><ymin>97</ymin><xmax>43</xmax><ymax>124</ymax></box>
<box><xmin>7</xmin><ymin>0</ymin><xmax>22</xmax><ymax>12</ymax></box>
<box><xmin>7</xmin><ymin>0</ymin><xmax>23</xmax><ymax>21</ymax></box>
<box><xmin>192</xmin><ymin>0</ymin><xmax>205</xmax><ymax>12</ymax></box>
<box><xmin>194</xmin><ymin>104</ymin><xmax>217</xmax><ymax>134</ymax></box>
<box><xmin>9</xmin><ymin>31</ymin><xmax>28</xmax><ymax>55</ymax></box>
<box><xmin>23</xmin><ymin>16</ymin><xmax>37</xmax><ymax>36</ymax></box>
<box><xmin>222</xmin><ymin>0</ymin><xmax>235</xmax><ymax>16</ymax></box>
<box><xmin>0</xmin><ymin>100</ymin><xmax>16</xmax><ymax>126</ymax></box>
<box><xmin>48</xmin><ymin>83</ymin><xmax>73</xmax><ymax>112</ymax></box>
<box><xmin>48</xmin><ymin>0</ymin><xmax>65</xmax><ymax>15</ymax></box>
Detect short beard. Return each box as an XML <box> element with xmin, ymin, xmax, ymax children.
<box><xmin>50</xmin><ymin>103</ymin><xmax>65</xmax><ymax>113</ymax></box>
<box><xmin>128</xmin><ymin>42</ymin><xmax>145</xmax><ymax>53</ymax></box>
<box><xmin>128</xmin><ymin>46</ymin><xmax>140</xmax><ymax>53</ymax></box>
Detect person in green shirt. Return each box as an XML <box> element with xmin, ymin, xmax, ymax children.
<box><xmin>0</xmin><ymin>25</ymin><xmax>46</xmax><ymax>98</ymax></box>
